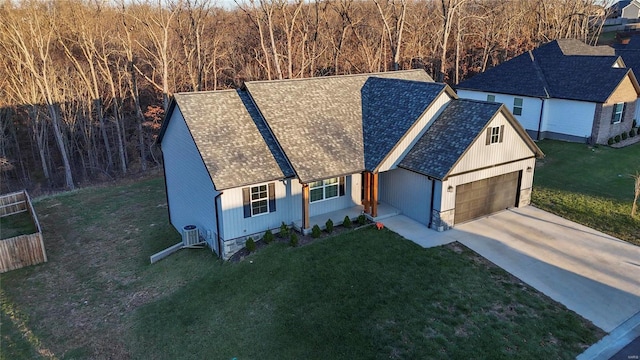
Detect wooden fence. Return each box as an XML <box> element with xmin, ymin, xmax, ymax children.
<box><xmin>0</xmin><ymin>190</ymin><xmax>47</xmax><ymax>273</ymax></box>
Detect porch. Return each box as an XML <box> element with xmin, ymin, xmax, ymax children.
<box><xmin>293</xmin><ymin>202</ymin><xmax>401</xmax><ymax>235</ymax></box>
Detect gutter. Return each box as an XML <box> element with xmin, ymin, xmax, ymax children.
<box><xmin>428</xmin><ymin>178</ymin><xmax>435</xmax><ymax>228</ymax></box>
<box><xmin>537</xmin><ymin>98</ymin><xmax>546</xmax><ymax>141</ymax></box>
<box><xmin>214</xmin><ymin>192</ymin><xmax>223</xmax><ymax>259</ymax></box>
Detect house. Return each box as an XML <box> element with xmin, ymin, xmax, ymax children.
<box><xmin>614</xmin><ymin>35</ymin><xmax>640</xmax><ymax>125</ymax></box>
<box><xmin>608</xmin><ymin>1</ymin><xmax>640</xmax><ymax>20</ymax></box>
<box><xmin>158</xmin><ymin>70</ymin><xmax>543</xmax><ymax>259</ymax></box>
<box><xmin>456</xmin><ymin>39</ymin><xmax>640</xmax><ymax>144</ymax></box>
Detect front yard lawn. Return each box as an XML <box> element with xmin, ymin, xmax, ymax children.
<box><xmin>533</xmin><ymin>140</ymin><xmax>640</xmax><ymax>245</ymax></box>
<box><xmin>1</xmin><ymin>176</ymin><xmax>603</xmax><ymax>359</ymax></box>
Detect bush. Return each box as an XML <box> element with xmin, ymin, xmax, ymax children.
<box><xmin>614</xmin><ymin>135</ymin><xmax>621</xmax><ymax>143</ymax></box>
<box><xmin>357</xmin><ymin>214</ymin><xmax>367</xmax><ymax>226</ymax></box>
<box><xmin>325</xmin><ymin>219</ymin><xmax>334</xmax><ymax>233</ymax></box>
<box><xmin>342</xmin><ymin>216</ymin><xmax>352</xmax><ymax>228</ymax></box>
<box><xmin>608</xmin><ymin>137</ymin><xmax>614</xmax><ymax>145</ymax></box>
<box><xmin>262</xmin><ymin>229</ymin><xmax>274</xmax><ymax>244</ymax></box>
<box><xmin>245</xmin><ymin>237</ymin><xmax>256</xmax><ymax>252</ymax></box>
<box><xmin>278</xmin><ymin>222</ymin><xmax>289</xmax><ymax>238</ymax></box>
<box><xmin>622</xmin><ymin>131</ymin><xmax>628</xmax><ymax>140</ymax></box>
<box><xmin>631</xmin><ymin>128</ymin><xmax>637</xmax><ymax>137</ymax></box>
<box><xmin>289</xmin><ymin>233</ymin><xmax>298</xmax><ymax>247</ymax></box>
<box><xmin>311</xmin><ymin>224</ymin><xmax>321</xmax><ymax>238</ymax></box>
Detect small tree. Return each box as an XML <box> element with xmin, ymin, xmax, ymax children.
<box><xmin>246</xmin><ymin>237</ymin><xmax>256</xmax><ymax>252</ymax></box>
<box><xmin>632</xmin><ymin>172</ymin><xmax>640</xmax><ymax>218</ymax></box>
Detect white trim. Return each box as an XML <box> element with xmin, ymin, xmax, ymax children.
<box><xmin>309</xmin><ymin>177</ymin><xmax>340</xmax><ymax>203</ymax></box>
<box><xmin>250</xmin><ymin>184</ymin><xmax>269</xmax><ymax>216</ymax></box>
<box><xmin>490</xmin><ymin>126</ymin><xmax>501</xmax><ymax>144</ymax></box>
<box><xmin>612</xmin><ymin>102</ymin><xmax>624</xmax><ymax>124</ymax></box>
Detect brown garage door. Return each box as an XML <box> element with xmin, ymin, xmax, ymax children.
<box><xmin>454</xmin><ymin>171</ymin><xmax>520</xmax><ymax>224</ymax></box>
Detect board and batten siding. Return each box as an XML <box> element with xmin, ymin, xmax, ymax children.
<box><xmin>456</xmin><ymin>90</ymin><xmax>543</xmax><ymax>132</ymax></box>
<box><xmin>308</xmin><ymin>174</ymin><xmax>361</xmax><ymax>216</ymax></box>
<box><xmin>543</xmin><ymin>99</ymin><xmax>596</xmax><ymax>138</ymax></box>
<box><xmin>377</xmin><ymin>92</ymin><xmax>452</xmax><ymax>172</ymax></box>
<box><xmin>161</xmin><ymin>108</ymin><xmax>220</xmax><ymax>253</ymax></box>
<box><xmin>379</xmin><ymin>168</ymin><xmax>433</xmax><ymax>225</ymax></box>
<box><xmin>450</xmin><ymin>112</ymin><xmax>535</xmax><ymax>175</ymax></box>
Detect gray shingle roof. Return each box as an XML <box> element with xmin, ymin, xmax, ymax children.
<box><xmin>245</xmin><ymin>70</ymin><xmax>434</xmax><ymax>183</ymax></box>
<box><xmin>172</xmin><ymin>90</ymin><xmax>287</xmax><ymax>190</ymax></box>
<box><xmin>399</xmin><ymin>99</ymin><xmax>502</xmax><ymax>180</ymax></box>
<box><xmin>361</xmin><ymin>78</ymin><xmax>446</xmax><ymax>170</ymax></box>
<box><xmin>457</xmin><ymin>39</ymin><xmax>629</xmax><ymax>103</ymax></box>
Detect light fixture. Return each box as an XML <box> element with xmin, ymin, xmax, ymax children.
<box><xmin>447</xmin><ymin>185</ymin><xmax>454</xmax><ymax>193</ymax></box>
<box><xmin>526</xmin><ymin>166</ymin><xmax>533</xmax><ymax>173</ymax></box>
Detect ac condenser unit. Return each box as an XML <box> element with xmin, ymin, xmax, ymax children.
<box><xmin>182</xmin><ymin>225</ymin><xmax>199</xmax><ymax>246</ymax></box>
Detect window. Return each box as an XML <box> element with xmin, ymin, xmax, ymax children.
<box><xmin>487</xmin><ymin>94</ymin><xmax>496</xmax><ymax>102</ymax></box>
<box><xmin>513</xmin><ymin>98</ymin><xmax>523</xmax><ymax>116</ymax></box>
<box><xmin>310</xmin><ymin>177</ymin><xmax>342</xmax><ymax>203</ymax></box>
<box><xmin>243</xmin><ymin>183</ymin><xmax>276</xmax><ymax>218</ymax></box>
<box><xmin>486</xmin><ymin>125</ymin><xmax>504</xmax><ymax>145</ymax></box>
<box><xmin>251</xmin><ymin>185</ymin><xmax>268</xmax><ymax>216</ymax></box>
<box><xmin>611</xmin><ymin>102</ymin><xmax>625</xmax><ymax>124</ymax></box>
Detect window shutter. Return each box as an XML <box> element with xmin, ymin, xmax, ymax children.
<box><xmin>339</xmin><ymin>177</ymin><xmax>345</xmax><ymax>196</ymax></box>
<box><xmin>485</xmin><ymin>128</ymin><xmax>491</xmax><ymax>145</ymax></box>
<box><xmin>242</xmin><ymin>187</ymin><xmax>251</xmax><ymax>218</ymax></box>
<box><xmin>268</xmin><ymin>183</ymin><xmax>276</xmax><ymax>212</ymax></box>
<box><xmin>621</xmin><ymin>103</ymin><xmax>626</xmax><ymax>122</ymax></box>
<box><xmin>499</xmin><ymin>125</ymin><xmax>505</xmax><ymax>143</ymax></box>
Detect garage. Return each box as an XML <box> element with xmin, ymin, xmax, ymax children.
<box><xmin>454</xmin><ymin>171</ymin><xmax>520</xmax><ymax>224</ymax></box>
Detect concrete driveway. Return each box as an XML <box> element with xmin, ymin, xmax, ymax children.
<box><xmin>450</xmin><ymin>206</ymin><xmax>640</xmax><ymax>333</ymax></box>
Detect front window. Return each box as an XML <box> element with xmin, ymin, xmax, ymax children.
<box><xmin>251</xmin><ymin>185</ymin><xmax>268</xmax><ymax>215</ymax></box>
<box><xmin>611</xmin><ymin>102</ymin><xmax>625</xmax><ymax>124</ymax></box>
<box><xmin>513</xmin><ymin>98</ymin><xmax>523</xmax><ymax>116</ymax></box>
<box><xmin>310</xmin><ymin>178</ymin><xmax>339</xmax><ymax>202</ymax></box>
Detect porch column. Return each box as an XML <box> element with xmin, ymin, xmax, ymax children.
<box><xmin>363</xmin><ymin>171</ymin><xmax>371</xmax><ymax>214</ymax></box>
<box><xmin>302</xmin><ymin>183</ymin><xmax>310</xmax><ymax>230</ymax></box>
<box><xmin>371</xmin><ymin>172</ymin><xmax>379</xmax><ymax>218</ymax></box>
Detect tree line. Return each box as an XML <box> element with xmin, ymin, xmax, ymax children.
<box><xmin>0</xmin><ymin>0</ymin><xmax>611</xmax><ymax>193</ymax></box>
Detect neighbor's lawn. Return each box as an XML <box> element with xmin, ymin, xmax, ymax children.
<box><xmin>1</xmin><ymin>176</ymin><xmax>603</xmax><ymax>359</ymax></box>
<box><xmin>533</xmin><ymin>140</ymin><xmax>640</xmax><ymax>245</ymax></box>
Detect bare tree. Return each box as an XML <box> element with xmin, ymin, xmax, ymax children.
<box><xmin>632</xmin><ymin>172</ymin><xmax>640</xmax><ymax>218</ymax></box>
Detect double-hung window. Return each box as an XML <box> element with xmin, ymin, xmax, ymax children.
<box><xmin>487</xmin><ymin>94</ymin><xmax>496</xmax><ymax>102</ymax></box>
<box><xmin>486</xmin><ymin>125</ymin><xmax>504</xmax><ymax>145</ymax></box>
<box><xmin>310</xmin><ymin>177</ymin><xmax>340</xmax><ymax>203</ymax></box>
<box><xmin>513</xmin><ymin>98</ymin><xmax>523</xmax><ymax>116</ymax></box>
<box><xmin>243</xmin><ymin>183</ymin><xmax>276</xmax><ymax>218</ymax></box>
<box><xmin>611</xmin><ymin>102</ymin><xmax>625</xmax><ymax>124</ymax></box>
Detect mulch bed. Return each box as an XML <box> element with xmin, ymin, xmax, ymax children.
<box><xmin>228</xmin><ymin>221</ymin><xmax>373</xmax><ymax>263</ymax></box>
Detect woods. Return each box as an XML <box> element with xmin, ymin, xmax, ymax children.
<box><xmin>0</xmin><ymin>0</ymin><xmax>610</xmax><ymax>193</ymax></box>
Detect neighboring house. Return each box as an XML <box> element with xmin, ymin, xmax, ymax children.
<box><xmin>609</xmin><ymin>1</ymin><xmax>640</xmax><ymax>20</ymax></box>
<box><xmin>614</xmin><ymin>35</ymin><xmax>640</xmax><ymax>125</ymax></box>
<box><xmin>456</xmin><ymin>39</ymin><xmax>640</xmax><ymax>144</ymax></box>
<box><xmin>158</xmin><ymin>70</ymin><xmax>543</xmax><ymax>260</ymax></box>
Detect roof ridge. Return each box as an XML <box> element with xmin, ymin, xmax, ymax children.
<box><xmin>245</xmin><ymin>69</ymin><xmax>427</xmax><ymax>85</ymax></box>
<box><xmin>529</xmin><ymin>50</ymin><xmax>552</xmax><ymax>98</ymax></box>
<box><xmin>174</xmin><ymin>89</ymin><xmax>237</xmax><ymax>96</ymax></box>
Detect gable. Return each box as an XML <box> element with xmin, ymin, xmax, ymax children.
<box><xmin>605</xmin><ymin>72</ymin><xmax>640</xmax><ymax>104</ymax></box>
<box><xmin>449</xmin><ymin>111</ymin><xmax>538</xmax><ymax>177</ymax></box>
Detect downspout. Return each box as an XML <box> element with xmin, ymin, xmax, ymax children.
<box><xmin>428</xmin><ymin>178</ymin><xmax>436</xmax><ymax>228</ymax></box>
<box><xmin>536</xmin><ymin>98</ymin><xmax>545</xmax><ymax>141</ymax></box>
<box><xmin>214</xmin><ymin>192</ymin><xmax>223</xmax><ymax>259</ymax></box>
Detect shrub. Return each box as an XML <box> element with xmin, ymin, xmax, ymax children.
<box><xmin>289</xmin><ymin>233</ymin><xmax>299</xmax><ymax>247</ymax></box>
<box><xmin>357</xmin><ymin>214</ymin><xmax>367</xmax><ymax>226</ymax></box>
<box><xmin>622</xmin><ymin>131</ymin><xmax>628</xmax><ymax>140</ymax></box>
<box><xmin>245</xmin><ymin>237</ymin><xmax>256</xmax><ymax>252</ymax></box>
<box><xmin>311</xmin><ymin>224</ymin><xmax>321</xmax><ymax>238</ymax></box>
<box><xmin>278</xmin><ymin>222</ymin><xmax>289</xmax><ymax>238</ymax></box>
<box><xmin>343</xmin><ymin>216</ymin><xmax>352</xmax><ymax>228</ymax></box>
<box><xmin>631</xmin><ymin>128</ymin><xmax>637</xmax><ymax>137</ymax></box>
<box><xmin>614</xmin><ymin>135</ymin><xmax>621</xmax><ymax>143</ymax></box>
<box><xmin>608</xmin><ymin>137</ymin><xmax>614</xmax><ymax>145</ymax></box>
<box><xmin>262</xmin><ymin>229</ymin><xmax>274</xmax><ymax>244</ymax></box>
<box><xmin>325</xmin><ymin>219</ymin><xmax>334</xmax><ymax>233</ymax></box>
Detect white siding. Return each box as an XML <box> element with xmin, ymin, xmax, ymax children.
<box><xmin>377</xmin><ymin>92</ymin><xmax>452</xmax><ymax>172</ymax></box>
<box><xmin>438</xmin><ymin>158</ymin><xmax>536</xmax><ymax>212</ymax></box>
<box><xmin>622</xmin><ymin>3</ymin><xmax>640</xmax><ymax>19</ymax></box>
<box><xmin>220</xmin><ymin>179</ymin><xmax>297</xmax><ymax>241</ymax></box>
<box><xmin>451</xmin><ymin>112</ymin><xmax>536</xmax><ymax>175</ymax></box>
<box><xmin>457</xmin><ymin>90</ymin><xmax>543</xmax><ymax>131</ymax></box>
<box><xmin>543</xmin><ymin>99</ymin><xmax>596</xmax><ymax>138</ymax></box>
<box><xmin>161</xmin><ymin>108</ymin><xmax>220</xmax><ymax>253</ymax></box>
<box><xmin>379</xmin><ymin>168</ymin><xmax>433</xmax><ymax>225</ymax></box>
<box><xmin>220</xmin><ymin>175</ymin><xmax>361</xmax><ymax>241</ymax></box>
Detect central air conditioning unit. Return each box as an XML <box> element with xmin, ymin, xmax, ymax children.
<box><xmin>182</xmin><ymin>225</ymin><xmax>200</xmax><ymax>247</ymax></box>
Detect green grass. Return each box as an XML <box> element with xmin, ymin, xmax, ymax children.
<box><xmin>533</xmin><ymin>140</ymin><xmax>640</xmax><ymax>244</ymax></box>
<box><xmin>0</xmin><ymin>212</ymin><xmax>37</xmax><ymax>240</ymax></box>
<box><xmin>0</xmin><ymin>176</ymin><xmax>604</xmax><ymax>359</ymax></box>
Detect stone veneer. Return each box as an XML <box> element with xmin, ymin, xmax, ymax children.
<box><xmin>518</xmin><ymin>187</ymin><xmax>532</xmax><ymax>208</ymax></box>
<box><xmin>431</xmin><ymin>209</ymin><xmax>455</xmax><ymax>231</ymax></box>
